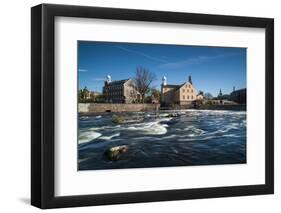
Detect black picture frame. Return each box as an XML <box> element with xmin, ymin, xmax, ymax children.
<box><xmin>31</xmin><ymin>3</ymin><xmax>274</xmax><ymax>209</ymax></box>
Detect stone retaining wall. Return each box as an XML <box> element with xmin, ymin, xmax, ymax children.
<box><xmin>79</xmin><ymin>103</ymin><xmax>245</xmax><ymax>114</ymax></box>
<box><xmin>79</xmin><ymin>103</ymin><xmax>160</xmax><ymax>113</ymax></box>
<box><xmin>160</xmin><ymin>104</ymin><xmax>246</xmax><ymax>111</ymax></box>
<box><xmin>198</xmin><ymin>104</ymin><xmax>246</xmax><ymax>111</ymax></box>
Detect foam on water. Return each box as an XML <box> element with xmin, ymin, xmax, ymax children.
<box><xmin>89</xmin><ymin>125</ymin><xmax>121</xmax><ymax>131</ymax></box>
<box><xmin>124</xmin><ymin>119</ymin><xmax>144</xmax><ymax>124</ymax></box>
<box><xmin>178</xmin><ymin>135</ymin><xmax>219</xmax><ymax>142</ymax></box>
<box><xmin>223</xmin><ymin>134</ymin><xmax>242</xmax><ymax>138</ymax></box>
<box><xmin>127</xmin><ymin>122</ymin><xmax>168</xmax><ymax>135</ymax></box>
<box><xmin>157</xmin><ymin>117</ymin><xmax>172</xmax><ymax>122</ymax></box>
<box><xmin>78</xmin><ymin>131</ymin><xmax>102</xmax><ymax>144</ymax></box>
<box><xmin>162</xmin><ymin>134</ymin><xmax>177</xmax><ymax>139</ymax></box>
<box><xmin>78</xmin><ymin>110</ymin><xmax>246</xmax><ymax>170</ymax></box>
<box><xmin>159</xmin><ymin>113</ymin><xmax>170</xmax><ymax>117</ymax></box>
<box><xmin>99</xmin><ymin>132</ymin><xmax>120</xmax><ymax>140</ymax></box>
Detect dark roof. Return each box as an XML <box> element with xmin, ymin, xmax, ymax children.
<box><xmin>175</xmin><ymin>83</ymin><xmax>186</xmax><ymax>91</ymax></box>
<box><xmin>107</xmin><ymin>79</ymin><xmax>130</xmax><ymax>86</ymax></box>
<box><xmin>233</xmin><ymin>88</ymin><xmax>246</xmax><ymax>92</ymax></box>
<box><xmin>230</xmin><ymin>88</ymin><xmax>246</xmax><ymax>95</ymax></box>
<box><xmin>163</xmin><ymin>84</ymin><xmax>181</xmax><ymax>89</ymax></box>
<box><xmin>163</xmin><ymin>82</ymin><xmax>194</xmax><ymax>92</ymax></box>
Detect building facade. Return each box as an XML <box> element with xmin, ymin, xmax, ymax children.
<box><xmin>196</xmin><ymin>94</ymin><xmax>204</xmax><ymax>100</ymax></box>
<box><xmin>102</xmin><ymin>75</ymin><xmax>140</xmax><ymax>103</ymax></box>
<box><xmin>161</xmin><ymin>75</ymin><xmax>201</xmax><ymax>105</ymax></box>
<box><xmin>230</xmin><ymin>88</ymin><xmax>246</xmax><ymax>104</ymax></box>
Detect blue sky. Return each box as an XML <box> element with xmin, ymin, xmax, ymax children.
<box><xmin>78</xmin><ymin>41</ymin><xmax>246</xmax><ymax>96</ymax></box>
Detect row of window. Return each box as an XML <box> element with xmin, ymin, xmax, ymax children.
<box><xmin>105</xmin><ymin>85</ymin><xmax>123</xmax><ymax>91</ymax></box>
<box><xmin>182</xmin><ymin>95</ymin><xmax>193</xmax><ymax>100</ymax></box>
<box><xmin>104</xmin><ymin>86</ymin><xmax>123</xmax><ymax>96</ymax></box>
<box><xmin>182</xmin><ymin>89</ymin><xmax>193</xmax><ymax>93</ymax></box>
<box><xmin>105</xmin><ymin>91</ymin><xmax>123</xmax><ymax>96</ymax></box>
<box><xmin>163</xmin><ymin>88</ymin><xmax>194</xmax><ymax>92</ymax></box>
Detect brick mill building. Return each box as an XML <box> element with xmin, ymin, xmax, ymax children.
<box><xmin>230</xmin><ymin>88</ymin><xmax>246</xmax><ymax>104</ymax></box>
<box><xmin>102</xmin><ymin>75</ymin><xmax>140</xmax><ymax>103</ymax></box>
<box><xmin>161</xmin><ymin>75</ymin><xmax>202</xmax><ymax>105</ymax></box>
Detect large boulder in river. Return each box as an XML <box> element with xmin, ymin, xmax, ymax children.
<box><xmin>105</xmin><ymin>145</ymin><xmax>128</xmax><ymax>161</ymax></box>
<box><xmin>112</xmin><ymin>115</ymin><xmax>125</xmax><ymax>124</ymax></box>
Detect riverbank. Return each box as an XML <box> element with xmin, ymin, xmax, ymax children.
<box><xmin>79</xmin><ymin>103</ymin><xmax>246</xmax><ymax>114</ymax></box>
<box><xmin>197</xmin><ymin>104</ymin><xmax>246</xmax><ymax>111</ymax></box>
<box><xmin>79</xmin><ymin>103</ymin><xmax>160</xmax><ymax>114</ymax></box>
<box><xmin>160</xmin><ymin>104</ymin><xmax>246</xmax><ymax>111</ymax></box>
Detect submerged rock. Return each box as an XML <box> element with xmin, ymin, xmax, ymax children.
<box><xmin>105</xmin><ymin>145</ymin><xmax>128</xmax><ymax>161</ymax></box>
<box><xmin>112</xmin><ymin>115</ymin><xmax>125</xmax><ymax>124</ymax></box>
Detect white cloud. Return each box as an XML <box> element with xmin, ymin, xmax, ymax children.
<box><xmin>79</xmin><ymin>68</ymin><xmax>88</xmax><ymax>72</ymax></box>
<box><xmin>91</xmin><ymin>78</ymin><xmax>105</xmax><ymax>81</ymax></box>
<box><xmin>116</xmin><ymin>46</ymin><xmax>167</xmax><ymax>63</ymax></box>
<box><xmin>160</xmin><ymin>53</ymin><xmax>239</xmax><ymax>69</ymax></box>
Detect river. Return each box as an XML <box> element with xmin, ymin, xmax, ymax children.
<box><xmin>78</xmin><ymin>110</ymin><xmax>246</xmax><ymax>170</ymax></box>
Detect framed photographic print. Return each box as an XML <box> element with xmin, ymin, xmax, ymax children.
<box><xmin>31</xmin><ymin>4</ymin><xmax>274</xmax><ymax>209</ymax></box>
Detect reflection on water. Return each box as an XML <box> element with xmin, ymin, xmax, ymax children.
<box><xmin>78</xmin><ymin>110</ymin><xmax>246</xmax><ymax>170</ymax></box>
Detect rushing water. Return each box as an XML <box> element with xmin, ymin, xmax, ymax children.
<box><xmin>78</xmin><ymin>110</ymin><xmax>246</xmax><ymax>170</ymax></box>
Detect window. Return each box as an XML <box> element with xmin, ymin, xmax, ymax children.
<box><xmin>191</xmin><ymin>89</ymin><xmax>193</xmax><ymax>92</ymax></box>
<box><xmin>189</xmin><ymin>85</ymin><xmax>191</xmax><ymax>88</ymax></box>
<box><xmin>187</xmin><ymin>96</ymin><xmax>189</xmax><ymax>99</ymax></box>
<box><xmin>183</xmin><ymin>89</ymin><xmax>185</xmax><ymax>92</ymax></box>
<box><xmin>183</xmin><ymin>95</ymin><xmax>185</xmax><ymax>99</ymax></box>
<box><xmin>187</xmin><ymin>89</ymin><xmax>189</xmax><ymax>92</ymax></box>
<box><xmin>191</xmin><ymin>96</ymin><xmax>193</xmax><ymax>99</ymax></box>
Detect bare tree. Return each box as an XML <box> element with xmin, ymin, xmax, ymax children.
<box><xmin>133</xmin><ymin>67</ymin><xmax>157</xmax><ymax>104</ymax></box>
<box><xmin>204</xmin><ymin>92</ymin><xmax>213</xmax><ymax>100</ymax></box>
